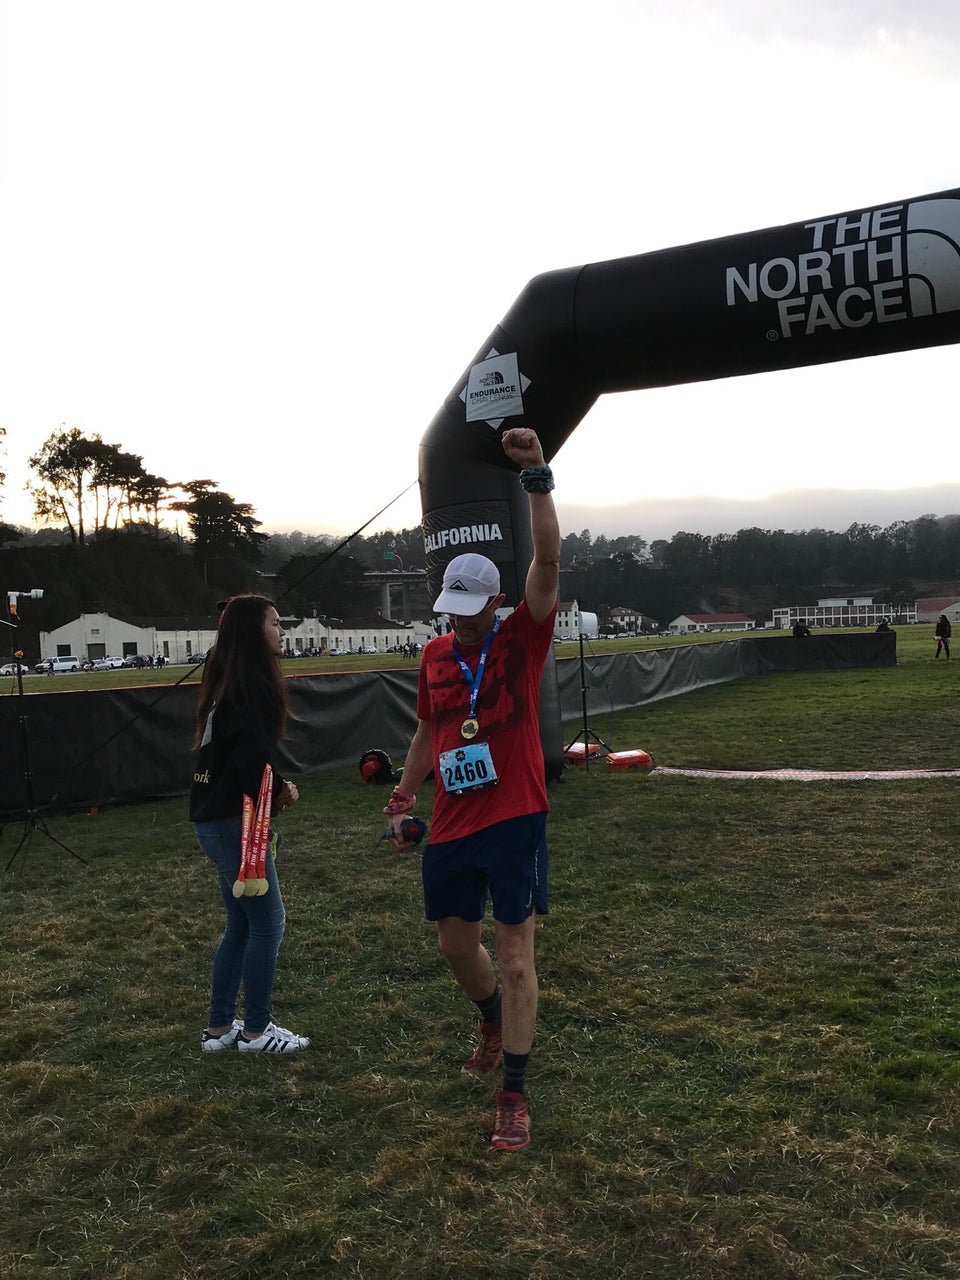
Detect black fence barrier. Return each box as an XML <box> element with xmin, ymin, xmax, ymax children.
<box><xmin>556</xmin><ymin>631</ymin><xmax>896</xmax><ymax>720</ymax></box>
<box><xmin>0</xmin><ymin>633</ymin><xmax>895</xmax><ymax>818</ymax></box>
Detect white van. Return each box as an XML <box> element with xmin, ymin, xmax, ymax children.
<box><xmin>36</xmin><ymin>655</ymin><xmax>81</xmax><ymax>673</ymax></box>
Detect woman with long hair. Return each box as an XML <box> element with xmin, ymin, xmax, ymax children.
<box><xmin>190</xmin><ymin>594</ymin><xmax>308</xmax><ymax>1054</ymax></box>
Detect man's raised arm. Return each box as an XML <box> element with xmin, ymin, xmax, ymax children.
<box><xmin>501</xmin><ymin>428</ymin><xmax>560</xmax><ymax>624</ymax></box>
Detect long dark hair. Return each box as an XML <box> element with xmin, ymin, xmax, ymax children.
<box><xmin>193</xmin><ymin>594</ymin><xmax>289</xmax><ymax>748</ymax></box>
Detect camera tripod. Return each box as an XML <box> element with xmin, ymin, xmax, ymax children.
<box><xmin>3</xmin><ymin>625</ymin><xmax>87</xmax><ymax>871</ymax></box>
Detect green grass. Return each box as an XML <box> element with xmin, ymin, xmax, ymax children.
<box><xmin>578</xmin><ymin>623</ymin><xmax>960</xmax><ymax>772</ymax></box>
<box><xmin>3</xmin><ymin>627</ymin><xmax>960</xmax><ymax>1278</ymax></box>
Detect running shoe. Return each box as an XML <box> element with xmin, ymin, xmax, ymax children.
<box><xmin>461</xmin><ymin>1021</ymin><xmax>503</xmax><ymax>1076</ymax></box>
<box><xmin>201</xmin><ymin>1019</ymin><xmax>243</xmax><ymax>1053</ymax></box>
<box><xmin>237</xmin><ymin>1022</ymin><xmax>310</xmax><ymax>1053</ymax></box>
<box><xmin>491</xmin><ymin>1089</ymin><xmax>530</xmax><ymax>1151</ymax></box>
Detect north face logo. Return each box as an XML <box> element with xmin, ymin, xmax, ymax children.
<box><xmin>906</xmin><ymin>199</ymin><xmax>960</xmax><ymax>315</ymax></box>
<box><xmin>725</xmin><ymin>196</ymin><xmax>960</xmax><ymax>337</ymax></box>
<box><xmin>448</xmin><ymin>579</ymin><xmax>470</xmax><ymax>593</ymax></box>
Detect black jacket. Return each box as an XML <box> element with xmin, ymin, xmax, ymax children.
<box><xmin>189</xmin><ymin>692</ymin><xmax>286</xmax><ymax>822</ymax></box>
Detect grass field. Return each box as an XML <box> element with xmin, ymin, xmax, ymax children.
<box><xmin>3</xmin><ymin>625</ymin><xmax>960</xmax><ymax>1278</ymax></box>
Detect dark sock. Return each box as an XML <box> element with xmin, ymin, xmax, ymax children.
<box><xmin>502</xmin><ymin>1050</ymin><xmax>529</xmax><ymax>1096</ymax></box>
<box><xmin>474</xmin><ymin>988</ymin><xmax>502</xmax><ymax>1025</ymax></box>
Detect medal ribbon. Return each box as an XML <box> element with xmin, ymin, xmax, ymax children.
<box><xmin>237</xmin><ymin>764</ymin><xmax>272</xmax><ymax>892</ymax></box>
<box><xmin>452</xmin><ymin>616</ymin><xmax>500</xmax><ymax>723</ymax></box>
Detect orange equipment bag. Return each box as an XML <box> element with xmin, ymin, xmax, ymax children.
<box><xmin>606</xmin><ymin>749</ymin><xmax>654</xmax><ymax>770</ymax></box>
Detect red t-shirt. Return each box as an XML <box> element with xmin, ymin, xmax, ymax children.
<box><xmin>417</xmin><ymin>599</ymin><xmax>557</xmax><ymax>843</ymax></box>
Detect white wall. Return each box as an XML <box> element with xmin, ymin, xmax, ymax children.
<box><xmin>41</xmin><ymin>612</ymin><xmax>435</xmax><ymax>664</ymax></box>
<box><xmin>40</xmin><ymin>613</ymin><xmax>155</xmax><ymax>661</ymax></box>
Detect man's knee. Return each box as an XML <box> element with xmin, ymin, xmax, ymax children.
<box><xmin>496</xmin><ymin>930</ymin><xmax>536</xmax><ymax>989</ymax></box>
<box><xmin>437</xmin><ymin>920</ymin><xmax>481</xmax><ymax>966</ymax></box>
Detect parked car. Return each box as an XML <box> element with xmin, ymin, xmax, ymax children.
<box><xmin>1</xmin><ymin>661</ymin><xmax>27</xmax><ymax>676</ymax></box>
<box><xmin>326</xmin><ymin>647</ymin><xmax>345</xmax><ymax>656</ymax></box>
<box><xmin>36</xmin><ymin>655</ymin><xmax>81</xmax><ymax>673</ymax></box>
<box><xmin>358</xmin><ymin>645</ymin><xmax>378</xmax><ymax>654</ymax></box>
<box><xmin>92</xmin><ymin>656</ymin><xmax>125</xmax><ymax>671</ymax></box>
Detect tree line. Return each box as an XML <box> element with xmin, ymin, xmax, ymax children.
<box><xmin>559</xmin><ymin>516</ymin><xmax>960</xmax><ymax>625</ymax></box>
<box><xmin>2</xmin><ymin>428</ymin><xmax>959</xmax><ymax>648</ymax></box>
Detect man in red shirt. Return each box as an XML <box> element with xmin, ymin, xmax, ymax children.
<box><xmin>384</xmin><ymin>426</ymin><xmax>559</xmax><ymax>1152</ymax></box>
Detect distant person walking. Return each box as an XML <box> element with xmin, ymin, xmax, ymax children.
<box><xmin>935</xmin><ymin>614</ymin><xmax>951</xmax><ymax>659</ymax></box>
<box><xmin>190</xmin><ymin>594</ymin><xmax>308</xmax><ymax>1055</ymax></box>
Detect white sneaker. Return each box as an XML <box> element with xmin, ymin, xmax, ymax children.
<box><xmin>201</xmin><ymin>1019</ymin><xmax>243</xmax><ymax>1053</ymax></box>
<box><xmin>237</xmin><ymin>1022</ymin><xmax>310</xmax><ymax>1053</ymax></box>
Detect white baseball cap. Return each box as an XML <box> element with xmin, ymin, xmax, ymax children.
<box><xmin>432</xmin><ymin>553</ymin><xmax>501</xmax><ymax>616</ymax></box>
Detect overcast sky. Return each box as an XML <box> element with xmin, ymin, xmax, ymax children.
<box><xmin>1</xmin><ymin>0</ymin><xmax>959</xmax><ymax>543</ymax></box>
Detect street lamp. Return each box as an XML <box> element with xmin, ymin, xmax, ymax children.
<box><xmin>4</xmin><ymin>590</ymin><xmax>44</xmax><ymax>665</ymax></box>
<box><xmin>4</xmin><ymin>588</ymin><xmax>44</xmax><ymax>673</ymax></box>
<box><xmin>7</xmin><ymin>588</ymin><xmax>44</xmax><ymax>617</ymax></box>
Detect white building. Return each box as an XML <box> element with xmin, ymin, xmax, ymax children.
<box><xmin>554</xmin><ymin>601</ymin><xmax>598</xmax><ymax>639</ymax></box>
<box><xmin>37</xmin><ymin>612</ymin><xmax>216</xmax><ymax>666</ymax></box>
<box><xmin>39</xmin><ymin>611</ymin><xmax>437</xmax><ymax>664</ymax></box>
<box><xmin>915</xmin><ymin>596</ymin><xmax>960</xmax><ymax>624</ymax></box>
<box><xmin>318</xmin><ymin>615</ymin><xmax>434</xmax><ymax>654</ymax></box>
<box><xmin>771</xmin><ymin>597</ymin><xmax>917</xmax><ymax>629</ymax></box>
<box><xmin>669</xmin><ymin>612</ymin><xmax>755</xmax><ymax>634</ymax></box>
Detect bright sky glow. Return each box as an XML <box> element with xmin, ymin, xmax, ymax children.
<box><xmin>1</xmin><ymin>0</ymin><xmax>959</xmax><ymax>542</ymax></box>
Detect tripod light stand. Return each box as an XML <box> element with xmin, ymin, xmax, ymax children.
<box><xmin>562</xmin><ymin>608</ymin><xmax>610</xmax><ymax>771</ymax></box>
<box><xmin>3</xmin><ymin>589</ymin><xmax>86</xmax><ymax>871</ymax></box>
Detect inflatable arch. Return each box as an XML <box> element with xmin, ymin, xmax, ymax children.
<box><xmin>419</xmin><ymin>186</ymin><xmax>960</xmax><ymax>776</ymax></box>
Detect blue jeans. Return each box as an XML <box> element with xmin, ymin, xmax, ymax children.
<box><xmin>196</xmin><ymin>814</ymin><xmax>286</xmax><ymax>1035</ymax></box>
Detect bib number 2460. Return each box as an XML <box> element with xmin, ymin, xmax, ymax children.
<box><xmin>438</xmin><ymin>742</ymin><xmax>498</xmax><ymax>795</ymax></box>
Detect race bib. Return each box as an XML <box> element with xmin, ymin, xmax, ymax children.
<box><xmin>438</xmin><ymin>742</ymin><xmax>499</xmax><ymax>795</ymax></box>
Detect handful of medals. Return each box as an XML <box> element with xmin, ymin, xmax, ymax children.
<box><xmin>232</xmin><ymin>764</ymin><xmax>273</xmax><ymax>897</ymax></box>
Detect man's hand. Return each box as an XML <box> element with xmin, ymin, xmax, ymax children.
<box><xmin>276</xmin><ymin>780</ymin><xmax>299</xmax><ymax>811</ymax></box>
<box><xmin>501</xmin><ymin>427</ymin><xmax>546</xmax><ymax>470</ymax></box>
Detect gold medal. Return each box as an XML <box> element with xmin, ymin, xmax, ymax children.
<box><xmin>461</xmin><ymin>717</ymin><xmax>479</xmax><ymax>740</ymax></box>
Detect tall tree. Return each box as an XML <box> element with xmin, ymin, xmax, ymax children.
<box><xmin>561</xmin><ymin>529</ymin><xmax>593</xmax><ymax>566</ymax></box>
<box><xmin>124</xmin><ymin>468</ymin><xmax>173</xmax><ymax>532</ymax></box>
<box><xmin>27</xmin><ymin>427</ymin><xmax>108</xmax><ymax>546</ymax></box>
<box><xmin>171</xmin><ymin>480</ymin><xmax>266</xmax><ymax>584</ymax></box>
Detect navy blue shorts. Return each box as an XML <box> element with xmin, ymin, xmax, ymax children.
<box><xmin>421</xmin><ymin>812</ymin><xmax>549</xmax><ymax>926</ymax></box>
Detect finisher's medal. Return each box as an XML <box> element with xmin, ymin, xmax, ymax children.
<box><xmin>461</xmin><ymin>717</ymin><xmax>479</xmax><ymax>740</ymax></box>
